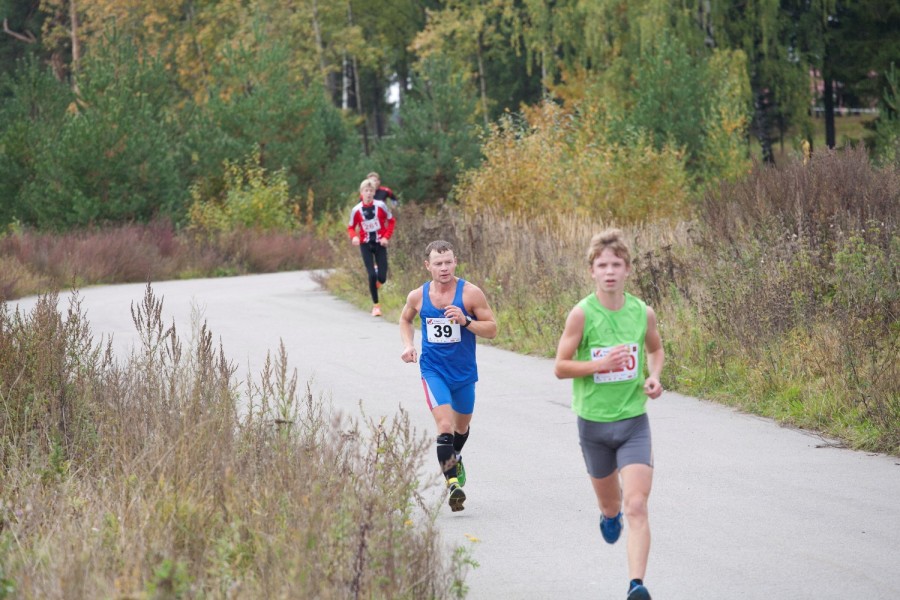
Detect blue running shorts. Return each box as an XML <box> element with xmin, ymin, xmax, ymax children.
<box><xmin>420</xmin><ymin>371</ymin><xmax>476</xmax><ymax>415</ymax></box>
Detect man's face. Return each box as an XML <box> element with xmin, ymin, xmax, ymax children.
<box><xmin>425</xmin><ymin>250</ymin><xmax>456</xmax><ymax>283</ymax></box>
<box><xmin>361</xmin><ymin>186</ymin><xmax>375</xmax><ymax>204</ymax></box>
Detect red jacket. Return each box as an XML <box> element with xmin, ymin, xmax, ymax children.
<box><xmin>347</xmin><ymin>200</ymin><xmax>395</xmax><ymax>243</ymax></box>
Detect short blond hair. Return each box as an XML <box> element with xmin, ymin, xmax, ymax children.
<box><xmin>360</xmin><ymin>178</ymin><xmax>376</xmax><ymax>192</ymax></box>
<box><xmin>587</xmin><ymin>228</ymin><xmax>631</xmax><ymax>266</ymax></box>
<box><xmin>367</xmin><ymin>171</ymin><xmax>380</xmax><ymax>180</ymax></box>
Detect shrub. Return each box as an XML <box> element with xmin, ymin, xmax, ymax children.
<box><xmin>370</xmin><ymin>55</ymin><xmax>484</xmax><ymax>203</ymax></box>
<box><xmin>189</xmin><ymin>148</ymin><xmax>297</xmax><ymax>235</ymax></box>
<box><xmin>454</xmin><ymin>101</ymin><xmax>690</xmax><ymax>223</ymax></box>
<box><xmin>20</xmin><ymin>30</ymin><xmax>189</xmax><ymax>228</ymax></box>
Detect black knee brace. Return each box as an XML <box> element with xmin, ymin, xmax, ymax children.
<box><xmin>453</xmin><ymin>427</ymin><xmax>470</xmax><ymax>454</ymax></box>
<box><xmin>436</xmin><ymin>433</ymin><xmax>457</xmax><ymax>479</ymax></box>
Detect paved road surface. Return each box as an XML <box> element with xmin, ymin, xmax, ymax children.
<box><xmin>14</xmin><ymin>271</ymin><xmax>900</xmax><ymax>599</ymax></box>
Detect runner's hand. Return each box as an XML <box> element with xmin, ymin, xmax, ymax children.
<box><xmin>443</xmin><ymin>305</ymin><xmax>466</xmax><ymax>325</ymax></box>
<box><xmin>379</xmin><ymin>237</ymin><xmax>389</xmax><ymax>246</ymax></box>
<box><xmin>401</xmin><ymin>346</ymin><xmax>417</xmax><ymax>363</ymax></box>
<box><xmin>351</xmin><ymin>236</ymin><xmax>360</xmax><ymax>246</ymax></box>
<box><xmin>644</xmin><ymin>377</ymin><xmax>663</xmax><ymax>399</ymax></box>
<box><xmin>596</xmin><ymin>344</ymin><xmax>630</xmax><ymax>372</ymax></box>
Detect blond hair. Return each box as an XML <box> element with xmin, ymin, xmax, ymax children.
<box><xmin>367</xmin><ymin>171</ymin><xmax>380</xmax><ymax>180</ymax></box>
<box><xmin>360</xmin><ymin>178</ymin><xmax>376</xmax><ymax>192</ymax></box>
<box><xmin>587</xmin><ymin>228</ymin><xmax>631</xmax><ymax>266</ymax></box>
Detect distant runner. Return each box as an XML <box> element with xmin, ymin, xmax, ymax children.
<box><xmin>367</xmin><ymin>171</ymin><xmax>399</xmax><ymax>207</ymax></box>
<box><xmin>347</xmin><ymin>178</ymin><xmax>395</xmax><ymax>317</ymax></box>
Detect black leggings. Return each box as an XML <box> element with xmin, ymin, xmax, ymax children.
<box><xmin>360</xmin><ymin>242</ymin><xmax>388</xmax><ymax>303</ymax></box>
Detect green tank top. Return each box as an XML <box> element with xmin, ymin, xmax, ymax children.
<box><xmin>572</xmin><ymin>292</ymin><xmax>648</xmax><ymax>423</ymax></box>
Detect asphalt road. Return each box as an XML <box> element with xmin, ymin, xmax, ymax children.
<box><xmin>13</xmin><ymin>271</ymin><xmax>900</xmax><ymax>599</ymax></box>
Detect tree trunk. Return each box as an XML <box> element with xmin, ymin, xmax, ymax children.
<box><xmin>476</xmin><ymin>32</ymin><xmax>489</xmax><ymax>128</ymax></box>
<box><xmin>753</xmin><ymin>89</ymin><xmax>775</xmax><ymax>164</ymax></box>
<box><xmin>70</xmin><ymin>0</ymin><xmax>81</xmax><ymax>92</ymax></box>
<box><xmin>342</xmin><ymin>54</ymin><xmax>350</xmax><ymax>110</ymax></box>
<box><xmin>312</xmin><ymin>0</ymin><xmax>332</xmax><ymax>97</ymax></box>
<box><xmin>353</xmin><ymin>54</ymin><xmax>369</xmax><ymax>154</ymax></box>
<box><xmin>347</xmin><ymin>1</ymin><xmax>368</xmax><ymax>154</ymax></box>
<box><xmin>823</xmin><ymin>76</ymin><xmax>836</xmax><ymax>148</ymax></box>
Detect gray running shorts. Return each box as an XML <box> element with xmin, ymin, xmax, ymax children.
<box><xmin>577</xmin><ymin>413</ymin><xmax>653</xmax><ymax>479</ymax></box>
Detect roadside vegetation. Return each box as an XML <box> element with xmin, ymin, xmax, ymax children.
<box><xmin>0</xmin><ymin>150</ymin><xmax>334</xmax><ymax>301</ymax></box>
<box><xmin>1</xmin><ymin>1</ymin><xmax>899</xmax><ymax>596</ymax></box>
<box><xmin>0</xmin><ymin>287</ymin><xmax>469</xmax><ymax>599</ymax></box>
<box><xmin>326</xmin><ymin>137</ymin><xmax>899</xmax><ymax>456</ymax></box>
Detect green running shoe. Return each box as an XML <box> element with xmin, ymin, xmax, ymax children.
<box><xmin>448</xmin><ymin>482</ymin><xmax>466</xmax><ymax>512</ymax></box>
<box><xmin>455</xmin><ymin>454</ymin><xmax>466</xmax><ymax>487</ymax></box>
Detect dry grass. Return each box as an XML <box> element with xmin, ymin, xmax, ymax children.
<box><xmin>0</xmin><ymin>222</ymin><xmax>333</xmax><ymax>301</ymax></box>
<box><xmin>0</xmin><ymin>287</ymin><xmax>468</xmax><ymax>599</ymax></box>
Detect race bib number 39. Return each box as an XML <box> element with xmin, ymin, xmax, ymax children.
<box><xmin>591</xmin><ymin>344</ymin><xmax>639</xmax><ymax>383</ymax></box>
<box><xmin>426</xmin><ymin>317</ymin><xmax>461</xmax><ymax>344</ymax></box>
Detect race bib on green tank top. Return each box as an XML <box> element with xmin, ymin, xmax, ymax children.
<box><xmin>591</xmin><ymin>344</ymin><xmax>639</xmax><ymax>383</ymax></box>
<box><xmin>425</xmin><ymin>317</ymin><xmax>461</xmax><ymax>344</ymax></box>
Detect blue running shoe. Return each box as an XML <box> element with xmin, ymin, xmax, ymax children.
<box><xmin>600</xmin><ymin>511</ymin><xmax>623</xmax><ymax>544</ymax></box>
<box><xmin>627</xmin><ymin>583</ymin><xmax>651</xmax><ymax>599</ymax></box>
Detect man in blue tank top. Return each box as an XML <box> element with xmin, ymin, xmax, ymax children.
<box><xmin>399</xmin><ymin>240</ymin><xmax>498</xmax><ymax>512</ymax></box>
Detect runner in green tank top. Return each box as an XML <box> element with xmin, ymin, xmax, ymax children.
<box><xmin>554</xmin><ymin>229</ymin><xmax>665</xmax><ymax>600</ymax></box>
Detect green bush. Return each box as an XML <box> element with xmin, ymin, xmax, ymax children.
<box><xmin>587</xmin><ymin>34</ymin><xmax>752</xmax><ymax>184</ymax></box>
<box><xmin>189</xmin><ymin>148</ymin><xmax>297</xmax><ymax>234</ymax></box>
<box><xmin>0</xmin><ymin>57</ymin><xmax>72</xmax><ymax>227</ymax></box>
<box><xmin>370</xmin><ymin>55</ymin><xmax>484</xmax><ymax>203</ymax></box>
<box><xmin>202</xmin><ymin>32</ymin><xmax>360</xmax><ymax>216</ymax></box>
<box><xmin>20</xmin><ymin>31</ymin><xmax>189</xmax><ymax>228</ymax></box>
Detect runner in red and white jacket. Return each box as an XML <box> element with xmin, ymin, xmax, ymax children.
<box><xmin>347</xmin><ymin>178</ymin><xmax>396</xmax><ymax>316</ymax></box>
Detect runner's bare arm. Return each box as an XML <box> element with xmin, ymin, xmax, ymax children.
<box><xmin>459</xmin><ymin>284</ymin><xmax>497</xmax><ymax>339</ymax></box>
<box><xmin>643</xmin><ymin>306</ymin><xmax>664</xmax><ymax>399</ymax></box>
<box><xmin>399</xmin><ymin>287</ymin><xmax>423</xmax><ymax>363</ymax></box>
<box><xmin>554</xmin><ymin>307</ymin><xmax>629</xmax><ymax>379</ymax></box>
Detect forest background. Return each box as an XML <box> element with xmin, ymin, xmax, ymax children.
<box><xmin>0</xmin><ymin>1</ymin><xmax>898</xmax><ymax>597</ymax></box>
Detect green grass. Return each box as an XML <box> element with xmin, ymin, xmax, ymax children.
<box><xmin>762</xmin><ymin>114</ymin><xmax>877</xmax><ymax>165</ymax></box>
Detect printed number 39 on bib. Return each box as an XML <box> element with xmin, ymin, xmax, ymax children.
<box><xmin>591</xmin><ymin>344</ymin><xmax>639</xmax><ymax>384</ymax></box>
<box><xmin>426</xmin><ymin>318</ymin><xmax>461</xmax><ymax>344</ymax></box>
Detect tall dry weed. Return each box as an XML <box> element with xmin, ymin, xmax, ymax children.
<box><xmin>685</xmin><ymin>147</ymin><xmax>899</xmax><ymax>451</ymax></box>
<box><xmin>337</xmin><ymin>202</ymin><xmax>689</xmax><ymax>357</ymax></box>
<box><xmin>0</xmin><ymin>286</ymin><xmax>465</xmax><ymax>598</ymax></box>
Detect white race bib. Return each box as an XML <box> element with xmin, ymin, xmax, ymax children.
<box><xmin>425</xmin><ymin>317</ymin><xmax>461</xmax><ymax>344</ymax></box>
<box><xmin>361</xmin><ymin>217</ymin><xmax>379</xmax><ymax>233</ymax></box>
<box><xmin>591</xmin><ymin>344</ymin><xmax>639</xmax><ymax>383</ymax></box>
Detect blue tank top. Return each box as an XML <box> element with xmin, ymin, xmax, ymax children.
<box><xmin>420</xmin><ymin>279</ymin><xmax>478</xmax><ymax>385</ymax></box>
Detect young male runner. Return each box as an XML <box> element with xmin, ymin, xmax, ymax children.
<box><xmin>399</xmin><ymin>240</ymin><xmax>497</xmax><ymax>511</ymax></box>
<box><xmin>554</xmin><ymin>229</ymin><xmax>665</xmax><ymax>600</ymax></box>
<box><xmin>347</xmin><ymin>178</ymin><xmax>395</xmax><ymax>316</ymax></box>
